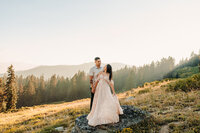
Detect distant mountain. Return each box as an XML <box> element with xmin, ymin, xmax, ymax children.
<box><xmin>0</xmin><ymin>62</ymin><xmax>129</xmax><ymax>79</ymax></box>
<box><xmin>0</xmin><ymin>62</ymin><xmax>37</xmax><ymax>73</ymax></box>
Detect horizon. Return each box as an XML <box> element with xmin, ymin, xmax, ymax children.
<box><xmin>0</xmin><ymin>50</ymin><xmax>199</xmax><ymax>74</ymax></box>
<box><xmin>0</xmin><ymin>0</ymin><xmax>200</xmax><ymax>73</ymax></box>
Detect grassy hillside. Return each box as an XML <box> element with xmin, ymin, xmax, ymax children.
<box><xmin>0</xmin><ymin>74</ymin><xmax>199</xmax><ymax>133</ymax></box>
<box><xmin>121</xmin><ymin>73</ymin><xmax>200</xmax><ymax>133</ymax></box>
<box><xmin>164</xmin><ymin>54</ymin><xmax>200</xmax><ymax>79</ymax></box>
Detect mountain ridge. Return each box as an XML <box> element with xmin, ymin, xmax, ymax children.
<box><xmin>0</xmin><ymin>62</ymin><xmax>130</xmax><ymax>79</ymax></box>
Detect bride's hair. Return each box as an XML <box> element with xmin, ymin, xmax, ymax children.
<box><xmin>106</xmin><ymin>64</ymin><xmax>112</xmax><ymax>81</ymax></box>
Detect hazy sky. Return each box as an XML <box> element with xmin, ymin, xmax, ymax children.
<box><xmin>0</xmin><ymin>0</ymin><xmax>199</xmax><ymax>67</ymax></box>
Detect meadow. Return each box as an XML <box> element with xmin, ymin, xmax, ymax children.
<box><xmin>0</xmin><ymin>74</ymin><xmax>199</xmax><ymax>133</ymax></box>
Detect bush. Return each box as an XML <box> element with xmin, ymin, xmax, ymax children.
<box><xmin>144</xmin><ymin>82</ymin><xmax>149</xmax><ymax>86</ymax></box>
<box><xmin>166</xmin><ymin>73</ymin><xmax>200</xmax><ymax>92</ymax></box>
<box><xmin>138</xmin><ymin>88</ymin><xmax>151</xmax><ymax>94</ymax></box>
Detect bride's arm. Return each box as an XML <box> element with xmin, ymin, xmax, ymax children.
<box><xmin>110</xmin><ymin>80</ymin><xmax>116</xmax><ymax>95</ymax></box>
<box><xmin>104</xmin><ymin>79</ymin><xmax>116</xmax><ymax>95</ymax></box>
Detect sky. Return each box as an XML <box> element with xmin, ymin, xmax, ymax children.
<box><xmin>0</xmin><ymin>0</ymin><xmax>200</xmax><ymax>69</ymax></box>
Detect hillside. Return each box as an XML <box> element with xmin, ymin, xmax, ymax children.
<box><xmin>164</xmin><ymin>54</ymin><xmax>200</xmax><ymax>79</ymax></box>
<box><xmin>0</xmin><ymin>62</ymin><xmax>129</xmax><ymax>79</ymax></box>
<box><xmin>0</xmin><ymin>74</ymin><xmax>199</xmax><ymax>133</ymax></box>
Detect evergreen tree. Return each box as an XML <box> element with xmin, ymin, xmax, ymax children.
<box><xmin>199</xmin><ymin>55</ymin><xmax>200</xmax><ymax>72</ymax></box>
<box><xmin>39</xmin><ymin>75</ymin><xmax>46</xmax><ymax>102</ymax></box>
<box><xmin>175</xmin><ymin>73</ymin><xmax>179</xmax><ymax>78</ymax></box>
<box><xmin>125</xmin><ymin>67</ymin><xmax>136</xmax><ymax>91</ymax></box>
<box><xmin>49</xmin><ymin>74</ymin><xmax>57</xmax><ymax>101</ymax></box>
<box><xmin>4</xmin><ymin>65</ymin><xmax>18</xmax><ymax>111</ymax></box>
<box><xmin>16</xmin><ymin>75</ymin><xmax>24</xmax><ymax>107</ymax></box>
<box><xmin>0</xmin><ymin>78</ymin><xmax>4</xmax><ymax>112</ymax></box>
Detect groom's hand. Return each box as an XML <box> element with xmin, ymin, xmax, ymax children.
<box><xmin>91</xmin><ymin>87</ymin><xmax>95</xmax><ymax>93</ymax></box>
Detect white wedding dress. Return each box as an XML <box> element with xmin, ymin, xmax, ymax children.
<box><xmin>86</xmin><ymin>72</ymin><xmax>123</xmax><ymax>127</ymax></box>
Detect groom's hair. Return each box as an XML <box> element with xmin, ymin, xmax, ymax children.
<box><xmin>94</xmin><ymin>57</ymin><xmax>100</xmax><ymax>61</ymax></box>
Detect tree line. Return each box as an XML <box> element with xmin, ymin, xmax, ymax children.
<box><xmin>163</xmin><ymin>51</ymin><xmax>200</xmax><ymax>79</ymax></box>
<box><xmin>0</xmin><ymin>56</ymin><xmax>175</xmax><ymax>112</ymax></box>
<box><xmin>113</xmin><ymin>56</ymin><xmax>175</xmax><ymax>92</ymax></box>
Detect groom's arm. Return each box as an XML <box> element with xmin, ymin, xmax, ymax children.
<box><xmin>94</xmin><ymin>79</ymin><xmax>100</xmax><ymax>89</ymax></box>
<box><xmin>89</xmin><ymin>68</ymin><xmax>94</xmax><ymax>88</ymax></box>
<box><xmin>89</xmin><ymin>76</ymin><xmax>93</xmax><ymax>88</ymax></box>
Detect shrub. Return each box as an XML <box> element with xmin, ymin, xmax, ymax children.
<box><xmin>138</xmin><ymin>88</ymin><xmax>150</xmax><ymax>94</ymax></box>
<box><xmin>166</xmin><ymin>73</ymin><xmax>200</xmax><ymax>92</ymax></box>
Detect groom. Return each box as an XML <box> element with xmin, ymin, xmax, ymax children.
<box><xmin>89</xmin><ymin>57</ymin><xmax>103</xmax><ymax>111</ymax></box>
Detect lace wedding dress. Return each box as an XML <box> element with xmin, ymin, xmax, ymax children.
<box><xmin>86</xmin><ymin>72</ymin><xmax>123</xmax><ymax>127</ymax></box>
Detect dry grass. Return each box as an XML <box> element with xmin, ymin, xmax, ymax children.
<box><xmin>120</xmin><ymin>80</ymin><xmax>200</xmax><ymax>132</ymax></box>
<box><xmin>0</xmin><ymin>79</ymin><xmax>199</xmax><ymax>132</ymax></box>
<box><xmin>0</xmin><ymin>98</ymin><xmax>90</xmax><ymax>133</ymax></box>
<box><xmin>0</xmin><ymin>90</ymin><xmax>128</xmax><ymax>133</ymax></box>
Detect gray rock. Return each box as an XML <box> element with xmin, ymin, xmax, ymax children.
<box><xmin>55</xmin><ymin>126</ymin><xmax>64</xmax><ymax>131</ymax></box>
<box><xmin>125</xmin><ymin>96</ymin><xmax>134</xmax><ymax>101</ymax></box>
<box><xmin>71</xmin><ymin>105</ymin><xmax>154</xmax><ymax>133</ymax></box>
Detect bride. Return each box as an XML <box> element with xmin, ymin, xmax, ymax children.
<box><xmin>86</xmin><ymin>64</ymin><xmax>124</xmax><ymax>127</ymax></box>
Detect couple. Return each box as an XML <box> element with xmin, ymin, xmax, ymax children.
<box><xmin>86</xmin><ymin>57</ymin><xmax>124</xmax><ymax>127</ymax></box>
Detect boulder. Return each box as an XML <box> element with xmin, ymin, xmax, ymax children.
<box><xmin>71</xmin><ymin>105</ymin><xmax>155</xmax><ymax>133</ymax></box>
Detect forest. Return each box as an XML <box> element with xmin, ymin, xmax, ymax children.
<box><xmin>0</xmin><ymin>51</ymin><xmax>199</xmax><ymax>112</ymax></box>
<box><xmin>163</xmin><ymin>51</ymin><xmax>200</xmax><ymax>79</ymax></box>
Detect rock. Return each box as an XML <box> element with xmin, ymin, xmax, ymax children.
<box><xmin>71</xmin><ymin>105</ymin><xmax>154</xmax><ymax>133</ymax></box>
<box><xmin>159</xmin><ymin>125</ymin><xmax>169</xmax><ymax>133</ymax></box>
<box><xmin>125</xmin><ymin>96</ymin><xmax>134</xmax><ymax>101</ymax></box>
<box><xmin>55</xmin><ymin>126</ymin><xmax>64</xmax><ymax>131</ymax></box>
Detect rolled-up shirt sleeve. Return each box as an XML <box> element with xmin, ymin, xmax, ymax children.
<box><xmin>89</xmin><ymin>68</ymin><xmax>93</xmax><ymax>76</ymax></box>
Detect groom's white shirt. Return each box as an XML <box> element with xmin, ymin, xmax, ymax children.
<box><xmin>89</xmin><ymin>65</ymin><xmax>103</xmax><ymax>87</ymax></box>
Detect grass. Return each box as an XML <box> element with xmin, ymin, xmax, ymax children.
<box><xmin>0</xmin><ymin>75</ymin><xmax>199</xmax><ymax>132</ymax></box>
<box><xmin>0</xmin><ymin>99</ymin><xmax>90</xmax><ymax>133</ymax></box>
<box><xmin>120</xmin><ymin>78</ymin><xmax>200</xmax><ymax>132</ymax></box>
<box><xmin>166</xmin><ymin>73</ymin><xmax>200</xmax><ymax>92</ymax></box>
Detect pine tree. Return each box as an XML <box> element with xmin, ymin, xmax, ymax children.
<box><xmin>4</xmin><ymin>65</ymin><xmax>18</xmax><ymax>111</ymax></box>
<box><xmin>0</xmin><ymin>78</ymin><xmax>4</xmax><ymax>112</ymax></box>
<box><xmin>49</xmin><ymin>74</ymin><xmax>57</xmax><ymax>101</ymax></box>
<box><xmin>199</xmin><ymin>55</ymin><xmax>200</xmax><ymax>72</ymax></box>
<box><xmin>39</xmin><ymin>75</ymin><xmax>46</xmax><ymax>102</ymax></box>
